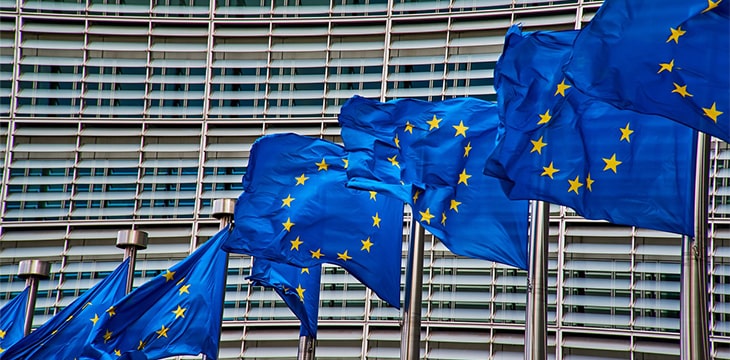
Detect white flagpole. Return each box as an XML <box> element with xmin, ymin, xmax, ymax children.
<box><xmin>210</xmin><ymin>198</ymin><xmax>236</xmax><ymax>360</ymax></box>
<box><xmin>115</xmin><ymin>229</ymin><xmax>148</xmax><ymax>294</ymax></box>
<box><xmin>401</xmin><ymin>212</ymin><xmax>425</xmax><ymax>360</ymax></box>
<box><xmin>525</xmin><ymin>200</ymin><xmax>548</xmax><ymax>360</ymax></box>
<box><xmin>680</xmin><ymin>132</ymin><xmax>710</xmax><ymax>360</ymax></box>
<box><xmin>17</xmin><ymin>259</ymin><xmax>50</xmax><ymax>335</ymax></box>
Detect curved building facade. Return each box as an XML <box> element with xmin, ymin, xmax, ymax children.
<box><xmin>0</xmin><ymin>0</ymin><xmax>729</xmax><ymax>359</ymax></box>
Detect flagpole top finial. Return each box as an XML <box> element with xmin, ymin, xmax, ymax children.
<box><xmin>212</xmin><ymin>199</ymin><xmax>236</xmax><ymax>220</ymax></box>
<box><xmin>18</xmin><ymin>259</ymin><xmax>50</xmax><ymax>279</ymax></box>
<box><xmin>116</xmin><ymin>229</ymin><xmax>149</xmax><ymax>250</ymax></box>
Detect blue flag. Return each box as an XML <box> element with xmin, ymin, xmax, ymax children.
<box><xmin>565</xmin><ymin>0</ymin><xmax>729</xmax><ymax>142</ymax></box>
<box><xmin>339</xmin><ymin>95</ymin><xmax>529</xmax><ymax>270</ymax></box>
<box><xmin>484</xmin><ymin>25</ymin><xmax>697</xmax><ymax>236</ymax></box>
<box><xmin>0</xmin><ymin>288</ymin><xmax>29</xmax><ymax>354</ymax></box>
<box><xmin>222</xmin><ymin>133</ymin><xmax>404</xmax><ymax>308</ymax></box>
<box><xmin>1</xmin><ymin>259</ymin><xmax>130</xmax><ymax>360</ymax></box>
<box><xmin>248</xmin><ymin>258</ymin><xmax>321</xmax><ymax>338</ymax></box>
<box><xmin>83</xmin><ymin>228</ymin><xmax>230</xmax><ymax>360</ymax></box>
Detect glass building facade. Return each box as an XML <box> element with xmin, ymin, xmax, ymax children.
<box><xmin>0</xmin><ymin>0</ymin><xmax>729</xmax><ymax>358</ymax></box>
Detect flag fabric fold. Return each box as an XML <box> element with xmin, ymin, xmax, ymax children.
<box><xmin>339</xmin><ymin>95</ymin><xmax>529</xmax><ymax>270</ymax></box>
<box><xmin>0</xmin><ymin>288</ymin><xmax>29</xmax><ymax>354</ymax></box>
<box><xmin>1</xmin><ymin>259</ymin><xmax>130</xmax><ymax>360</ymax></box>
<box><xmin>485</xmin><ymin>25</ymin><xmax>697</xmax><ymax>236</ymax></box>
<box><xmin>222</xmin><ymin>133</ymin><xmax>404</xmax><ymax>308</ymax></box>
<box><xmin>565</xmin><ymin>0</ymin><xmax>729</xmax><ymax>142</ymax></box>
<box><xmin>83</xmin><ymin>228</ymin><xmax>230</xmax><ymax>360</ymax></box>
<box><xmin>248</xmin><ymin>258</ymin><xmax>321</xmax><ymax>338</ymax></box>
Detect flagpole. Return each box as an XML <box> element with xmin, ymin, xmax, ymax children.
<box><xmin>17</xmin><ymin>259</ymin><xmax>50</xmax><ymax>336</ymax></box>
<box><xmin>525</xmin><ymin>200</ymin><xmax>548</xmax><ymax>360</ymax></box>
<box><xmin>297</xmin><ymin>336</ymin><xmax>316</xmax><ymax>360</ymax></box>
<box><xmin>680</xmin><ymin>132</ymin><xmax>710</xmax><ymax>360</ymax></box>
<box><xmin>211</xmin><ymin>199</ymin><xmax>237</xmax><ymax>360</ymax></box>
<box><xmin>401</xmin><ymin>212</ymin><xmax>425</xmax><ymax>360</ymax></box>
<box><xmin>116</xmin><ymin>229</ymin><xmax>149</xmax><ymax>294</ymax></box>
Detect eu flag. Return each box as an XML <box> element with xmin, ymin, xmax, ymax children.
<box><xmin>339</xmin><ymin>95</ymin><xmax>529</xmax><ymax>270</ymax></box>
<box><xmin>222</xmin><ymin>133</ymin><xmax>404</xmax><ymax>308</ymax></box>
<box><xmin>484</xmin><ymin>25</ymin><xmax>697</xmax><ymax>236</ymax></box>
<box><xmin>83</xmin><ymin>228</ymin><xmax>230</xmax><ymax>360</ymax></box>
<box><xmin>0</xmin><ymin>288</ymin><xmax>29</xmax><ymax>354</ymax></box>
<box><xmin>248</xmin><ymin>258</ymin><xmax>321</xmax><ymax>338</ymax></box>
<box><xmin>2</xmin><ymin>259</ymin><xmax>130</xmax><ymax>360</ymax></box>
<box><xmin>565</xmin><ymin>0</ymin><xmax>729</xmax><ymax>142</ymax></box>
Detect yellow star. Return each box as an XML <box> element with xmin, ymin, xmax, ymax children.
<box><xmin>310</xmin><ymin>248</ymin><xmax>323</xmax><ymax>259</ymax></box>
<box><xmin>541</xmin><ymin>162</ymin><xmax>559</xmax><ymax>179</ymax></box>
<box><xmin>337</xmin><ymin>250</ymin><xmax>352</xmax><ymax>261</ymax></box>
<box><xmin>282</xmin><ymin>217</ymin><xmax>295</xmax><ymax>232</ymax></box>
<box><xmin>602</xmin><ymin>153</ymin><xmax>622</xmax><ymax>173</ymax></box>
<box><xmin>554</xmin><ymin>78</ymin><xmax>571</xmax><ymax>97</ymax></box>
<box><xmin>463</xmin><ymin>142</ymin><xmax>472</xmax><ymax>157</ymax></box>
<box><xmin>387</xmin><ymin>154</ymin><xmax>400</xmax><ymax>168</ymax></box>
<box><xmin>0</xmin><ymin>346</ymin><xmax>4</xmax><ymax>354</ymax></box>
<box><xmin>103</xmin><ymin>329</ymin><xmax>113</xmax><ymax>343</ymax></box>
<box><xmin>295</xmin><ymin>284</ymin><xmax>306</xmax><ymax>301</ymax></box>
<box><xmin>162</xmin><ymin>270</ymin><xmax>175</xmax><ymax>282</ymax></box>
<box><xmin>301</xmin><ymin>268</ymin><xmax>309</xmax><ymax>274</ymax></box>
<box><xmin>0</xmin><ymin>329</ymin><xmax>5</xmax><ymax>339</ymax></box>
<box><xmin>342</xmin><ymin>158</ymin><xmax>349</xmax><ymax>169</ymax></box>
<box><xmin>66</xmin><ymin>315</ymin><xmax>73</xmax><ymax>322</ymax></box>
<box><xmin>156</xmin><ymin>324</ymin><xmax>169</xmax><ymax>338</ymax></box>
<box><xmin>405</xmin><ymin>121</ymin><xmax>414</xmax><ymax>134</ymax></box>
<box><xmin>703</xmin><ymin>0</ymin><xmax>722</xmax><ymax>12</ymax></box>
<box><xmin>137</xmin><ymin>340</ymin><xmax>146</xmax><ymax>350</ymax></box>
<box><xmin>290</xmin><ymin>236</ymin><xmax>304</xmax><ymax>251</ymax></box>
<box><xmin>657</xmin><ymin>59</ymin><xmax>674</xmax><ymax>73</ymax></box>
<box><xmin>394</xmin><ymin>134</ymin><xmax>400</xmax><ymax>148</ymax></box>
<box><xmin>372</xmin><ymin>212</ymin><xmax>381</xmax><ymax>228</ymax></box>
<box><xmin>178</xmin><ymin>283</ymin><xmax>190</xmax><ymax>295</ymax></box>
<box><xmin>427</xmin><ymin>115</ymin><xmax>442</xmax><ymax>130</ymax></box>
<box><xmin>567</xmin><ymin>175</ymin><xmax>584</xmax><ymax>194</ymax></box>
<box><xmin>457</xmin><ymin>169</ymin><xmax>471</xmax><ymax>185</ymax></box>
<box><xmin>361</xmin><ymin>237</ymin><xmax>373</xmax><ymax>252</ymax></box>
<box><xmin>172</xmin><ymin>305</ymin><xmax>186</xmax><ymax>319</ymax></box>
<box><xmin>106</xmin><ymin>306</ymin><xmax>116</xmax><ymax>317</ymax></box>
<box><xmin>530</xmin><ymin>136</ymin><xmax>547</xmax><ymax>154</ymax></box>
<box><xmin>281</xmin><ymin>194</ymin><xmax>295</xmax><ymax>207</ymax></box>
<box><xmin>452</xmin><ymin>120</ymin><xmax>469</xmax><ymax>137</ymax></box>
<box><xmin>176</xmin><ymin>277</ymin><xmax>186</xmax><ymax>286</ymax></box>
<box><xmin>619</xmin><ymin>123</ymin><xmax>634</xmax><ymax>142</ymax></box>
<box><xmin>703</xmin><ymin>102</ymin><xmax>723</xmax><ymax>123</ymax></box>
<box><xmin>449</xmin><ymin>199</ymin><xmax>461</xmax><ymax>212</ymax></box>
<box><xmin>537</xmin><ymin>109</ymin><xmax>552</xmax><ymax>125</ymax></box>
<box><xmin>440</xmin><ymin>212</ymin><xmax>447</xmax><ymax>226</ymax></box>
<box><xmin>315</xmin><ymin>158</ymin><xmax>328</xmax><ymax>171</ymax></box>
<box><xmin>672</xmin><ymin>83</ymin><xmax>693</xmax><ymax>97</ymax></box>
<box><xmin>369</xmin><ymin>191</ymin><xmax>377</xmax><ymax>201</ymax></box>
<box><xmin>666</xmin><ymin>26</ymin><xmax>686</xmax><ymax>43</ymax></box>
<box><xmin>90</xmin><ymin>313</ymin><xmax>100</xmax><ymax>325</ymax></box>
<box><xmin>114</xmin><ymin>349</ymin><xmax>121</xmax><ymax>356</ymax></box>
<box><xmin>419</xmin><ymin>208</ymin><xmax>435</xmax><ymax>224</ymax></box>
<box><xmin>295</xmin><ymin>173</ymin><xmax>309</xmax><ymax>185</ymax></box>
<box><xmin>412</xmin><ymin>189</ymin><xmax>421</xmax><ymax>203</ymax></box>
<box><xmin>82</xmin><ymin>302</ymin><xmax>93</xmax><ymax>310</ymax></box>
<box><xmin>586</xmin><ymin>173</ymin><xmax>594</xmax><ymax>192</ymax></box>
